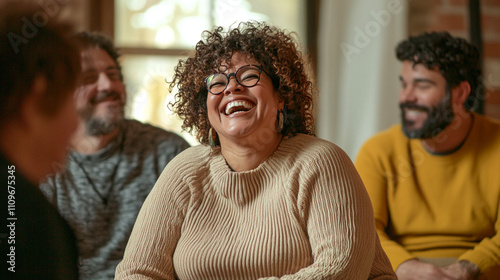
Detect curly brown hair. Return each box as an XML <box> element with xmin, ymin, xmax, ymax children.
<box><xmin>169</xmin><ymin>21</ymin><xmax>315</xmax><ymax>145</ymax></box>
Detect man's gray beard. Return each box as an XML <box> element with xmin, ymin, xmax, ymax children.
<box><xmin>85</xmin><ymin>116</ymin><xmax>123</xmax><ymax>136</ymax></box>
<box><xmin>401</xmin><ymin>92</ymin><xmax>455</xmax><ymax>139</ymax></box>
<box><xmin>82</xmin><ymin>106</ymin><xmax>125</xmax><ymax>136</ymax></box>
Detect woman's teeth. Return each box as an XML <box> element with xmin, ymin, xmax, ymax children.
<box><xmin>225</xmin><ymin>100</ymin><xmax>254</xmax><ymax>115</ymax></box>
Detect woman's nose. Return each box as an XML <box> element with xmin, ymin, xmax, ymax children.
<box><xmin>223</xmin><ymin>76</ymin><xmax>243</xmax><ymax>95</ymax></box>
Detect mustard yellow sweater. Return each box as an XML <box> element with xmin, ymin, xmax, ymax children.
<box><xmin>115</xmin><ymin>134</ymin><xmax>396</xmax><ymax>279</ymax></box>
<box><xmin>355</xmin><ymin>113</ymin><xmax>500</xmax><ymax>278</ymax></box>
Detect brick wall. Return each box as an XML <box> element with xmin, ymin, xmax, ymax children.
<box><xmin>409</xmin><ymin>0</ymin><xmax>500</xmax><ymax>120</ymax></box>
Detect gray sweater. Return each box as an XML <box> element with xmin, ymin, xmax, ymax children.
<box><xmin>40</xmin><ymin>119</ymin><xmax>190</xmax><ymax>280</ymax></box>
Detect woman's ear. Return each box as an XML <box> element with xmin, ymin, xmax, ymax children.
<box><xmin>275</xmin><ymin>91</ymin><xmax>285</xmax><ymax>109</ymax></box>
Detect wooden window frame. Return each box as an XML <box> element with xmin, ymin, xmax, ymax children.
<box><xmin>85</xmin><ymin>0</ymin><xmax>319</xmax><ymax>73</ymax></box>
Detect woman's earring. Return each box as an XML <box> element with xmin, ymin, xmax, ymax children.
<box><xmin>276</xmin><ymin>108</ymin><xmax>286</xmax><ymax>133</ymax></box>
<box><xmin>209</xmin><ymin>127</ymin><xmax>217</xmax><ymax>147</ymax></box>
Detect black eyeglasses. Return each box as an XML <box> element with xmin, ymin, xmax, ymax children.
<box><xmin>205</xmin><ymin>65</ymin><xmax>266</xmax><ymax>95</ymax></box>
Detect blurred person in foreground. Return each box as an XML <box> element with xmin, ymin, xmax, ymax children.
<box><xmin>0</xmin><ymin>0</ymin><xmax>80</xmax><ymax>279</ymax></box>
<box><xmin>355</xmin><ymin>31</ymin><xmax>500</xmax><ymax>280</ymax></box>
<box><xmin>39</xmin><ymin>31</ymin><xmax>190</xmax><ymax>280</ymax></box>
<box><xmin>115</xmin><ymin>21</ymin><xmax>396</xmax><ymax>279</ymax></box>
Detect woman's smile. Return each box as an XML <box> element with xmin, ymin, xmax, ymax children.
<box><xmin>223</xmin><ymin>99</ymin><xmax>255</xmax><ymax>116</ymax></box>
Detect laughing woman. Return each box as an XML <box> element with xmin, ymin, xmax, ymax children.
<box><xmin>115</xmin><ymin>22</ymin><xmax>396</xmax><ymax>280</ymax></box>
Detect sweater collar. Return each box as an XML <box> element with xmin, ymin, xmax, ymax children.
<box><xmin>208</xmin><ymin>134</ymin><xmax>307</xmax><ymax>204</ymax></box>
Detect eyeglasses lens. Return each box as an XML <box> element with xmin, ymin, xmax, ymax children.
<box><xmin>206</xmin><ymin>66</ymin><xmax>261</xmax><ymax>95</ymax></box>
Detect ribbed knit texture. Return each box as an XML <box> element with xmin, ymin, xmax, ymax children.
<box><xmin>116</xmin><ymin>134</ymin><xmax>396</xmax><ymax>279</ymax></box>
<box><xmin>355</xmin><ymin>113</ymin><xmax>500</xmax><ymax>279</ymax></box>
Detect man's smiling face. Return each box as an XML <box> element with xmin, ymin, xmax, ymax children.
<box><xmin>398</xmin><ymin>61</ymin><xmax>455</xmax><ymax>139</ymax></box>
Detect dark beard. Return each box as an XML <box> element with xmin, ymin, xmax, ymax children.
<box><xmin>400</xmin><ymin>92</ymin><xmax>454</xmax><ymax>139</ymax></box>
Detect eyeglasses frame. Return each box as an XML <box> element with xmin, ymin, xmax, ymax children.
<box><xmin>204</xmin><ymin>64</ymin><xmax>268</xmax><ymax>95</ymax></box>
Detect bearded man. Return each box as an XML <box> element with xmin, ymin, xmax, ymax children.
<box><xmin>40</xmin><ymin>32</ymin><xmax>190</xmax><ymax>280</ymax></box>
<box><xmin>355</xmin><ymin>31</ymin><xmax>500</xmax><ymax>280</ymax></box>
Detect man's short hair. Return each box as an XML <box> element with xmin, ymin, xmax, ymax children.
<box><xmin>396</xmin><ymin>31</ymin><xmax>482</xmax><ymax>111</ymax></box>
<box><xmin>0</xmin><ymin>0</ymin><xmax>80</xmax><ymax>126</ymax></box>
<box><xmin>73</xmin><ymin>31</ymin><xmax>123</xmax><ymax>80</ymax></box>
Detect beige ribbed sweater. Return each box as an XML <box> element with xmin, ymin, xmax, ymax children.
<box><xmin>115</xmin><ymin>134</ymin><xmax>396</xmax><ymax>279</ymax></box>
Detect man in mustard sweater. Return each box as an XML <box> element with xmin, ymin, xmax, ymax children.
<box><xmin>355</xmin><ymin>31</ymin><xmax>500</xmax><ymax>280</ymax></box>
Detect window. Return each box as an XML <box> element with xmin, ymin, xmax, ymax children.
<box><xmin>113</xmin><ymin>0</ymin><xmax>307</xmax><ymax>145</ymax></box>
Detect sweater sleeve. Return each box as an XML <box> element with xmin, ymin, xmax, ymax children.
<box><xmin>355</xmin><ymin>140</ymin><xmax>415</xmax><ymax>271</ymax></box>
<box><xmin>263</xmin><ymin>144</ymin><xmax>396</xmax><ymax>279</ymax></box>
<box><xmin>115</xmin><ymin>159</ymin><xmax>190</xmax><ymax>280</ymax></box>
<box><xmin>459</xmin><ymin>202</ymin><xmax>500</xmax><ymax>278</ymax></box>
<box><xmin>39</xmin><ymin>177</ymin><xmax>56</xmax><ymax>204</ymax></box>
<box><xmin>458</xmin><ymin>117</ymin><xmax>500</xmax><ymax>277</ymax></box>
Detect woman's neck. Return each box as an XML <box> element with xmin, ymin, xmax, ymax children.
<box><xmin>220</xmin><ymin>133</ymin><xmax>283</xmax><ymax>172</ymax></box>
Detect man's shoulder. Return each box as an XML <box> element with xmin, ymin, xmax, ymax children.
<box><xmin>363</xmin><ymin>124</ymin><xmax>406</xmax><ymax>148</ymax></box>
<box><xmin>123</xmin><ymin>119</ymin><xmax>188</xmax><ymax>145</ymax></box>
<box><xmin>124</xmin><ymin>119</ymin><xmax>179</xmax><ymax>137</ymax></box>
<box><xmin>355</xmin><ymin>124</ymin><xmax>408</xmax><ymax>163</ymax></box>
